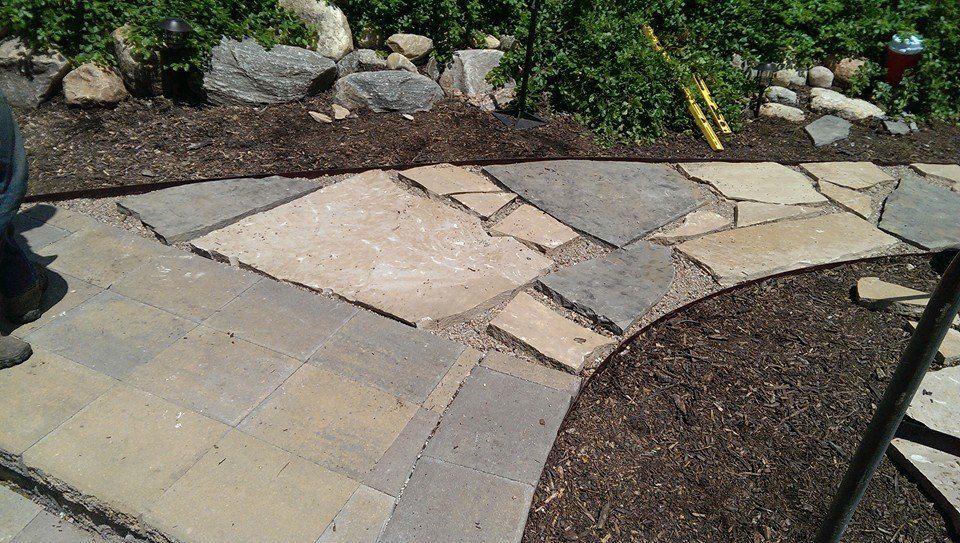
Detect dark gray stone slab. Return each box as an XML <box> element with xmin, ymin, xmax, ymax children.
<box><xmin>379</xmin><ymin>457</ymin><xmax>532</xmax><ymax>543</ymax></box>
<box><xmin>805</xmin><ymin>115</ymin><xmax>851</xmax><ymax>146</ymax></box>
<box><xmin>879</xmin><ymin>177</ymin><xmax>960</xmax><ymax>250</ymax></box>
<box><xmin>309</xmin><ymin>310</ymin><xmax>465</xmax><ymax>404</ymax></box>
<box><xmin>424</xmin><ymin>366</ymin><xmax>569</xmax><ymax>485</ymax></box>
<box><xmin>117</xmin><ymin>176</ymin><xmax>321</xmax><ymax>244</ymax></box>
<box><xmin>483</xmin><ymin>161</ymin><xmax>701</xmax><ymax>247</ymax></box>
<box><xmin>538</xmin><ymin>241</ymin><xmax>675</xmax><ymax>334</ymax></box>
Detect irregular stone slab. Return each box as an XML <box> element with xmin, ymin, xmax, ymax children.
<box><xmin>879</xmin><ymin>177</ymin><xmax>960</xmax><ymax>250</ymax></box>
<box><xmin>650</xmin><ymin>210</ymin><xmax>731</xmax><ymax>240</ymax></box>
<box><xmin>800</xmin><ymin>162</ymin><xmax>894</xmax><ymax>189</ymax></box>
<box><xmin>906</xmin><ymin>366</ymin><xmax>960</xmax><ymax>437</ymax></box>
<box><xmin>908</xmin><ymin>322</ymin><xmax>960</xmax><ymax>364</ymax></box>
<box><xmin>203</xmin><ymin>38</ymin><xmax>337</xmax><ymax>105</ymax></box>
<box><xmin>279</xmin><ymin>0</ymin><xmax>353</xmax><ymax>60</ymax></box>
<box><xmin>538</xmin><ymin>241</ymin><xmax>675</xmax><ymax>334</ymax></box>
<box><xmin>854</xmin><ymin>277</ymin><xmax>932</xmax><ymax>318</ymax></box>
<box><xmin>399</xmin><ymin>163</ymin><xmax>500</xmax><ymax>195</ymax></box>
<box><xmin>489</xmin><ymin>292</ymin><xmax>615</xmax><ymax>373</ymax></box>
<box><xmin>193</xmin><ymin>171</ymin><xmax>551</xmax><ymax>327</ymax></box>
<box><xmin>885</xmin><ymin>119</ymin><xmax>911</xmax><ymax>135</ymax></box>
<box><xmin>425</xmin><ymin>367</ymin><xmax>569</xmax><ymax>485</ymax></box>
<box><xmin>482</xmin><ymin>351</ymin><xmax>581</xmax><ymax>397</ymax></box>
<box><xmin>117</xmin><ymin>175</ymin><xmax>321</xmax><ymax>244</ymax></box>
<box><xmin>380</xmin><ymin>457</ymin><xmax>532</xmax><ymax>543</ymax></box>
<box><xmin>0</xmin><ymin>38</ymin><xmax>70</xmax><ymax>109</ymax></box>
<box><xmin>452</xmin><ymin>192</ymin><xmax>516</xmax><ymax>219</ymax></box>
<box><xmin>888</xmin><ymin>439</ymin><xmax>960</xmax><ymax>530</ymax></box>
<box><xmin>0</xmin><ymin>486</ymin><xmax>41</xmax><ymax>542</ymax></box>
<box><xmin>316</xmin><ymin>485</ymin><xmax>395</xmax><ymax>543</ymax></box>
<box><xmin>422</xmin><ymin>348</ymin><xmax>481</xmax><ymax>414</ymax></box>
<box><xmin>22</xmin><ymin>385</ymin><xmax>227</xmax><ymax>517</ymax></box>
<box><xmin>334</xmin><ymin>71</ymin><xmax>444</xmax><ymax>113</ymax></box>
<box><xmin>364</xmin><ymin>409</ymin><xmax>439</xmax><ymax>497</ymax></box>
<box><xmin>806</xmin><ymin>115</ymin><xmax>851</xmax><ymax>147</ymax></box>
<box><xmin>818</xmin><ymin>181</ymin><xmax>873</xmax><ymax>218</ymax></box>
<box><xmin>679</xmin><ymin>162</ymin><xmax>826</xmax><ymax>205</ymax></box>
<box><xmin>484</xmin><ymin>161</ymin><xmax>700</xmax><ymax>247</ymax></box>
<box><xmin>679</xmin><ymin>213</ymin><xmax>899</xmax><ymax>286</ymax></box>
<box><xmin>146</xmin><ymin>430</ymin><xmax>357</xmax><ymax>543</ymax></box>
<box><xmin>491</xmin><ymin>204</ymin><xmax>578</xmax><ymax>252</ymax></box>
<box><xmin>735</xmin><ymin>202</ymin><xmax>817</xmax><ymax>227</ymax></box>
<box><xmin>912</xmin><ymin>163</ymin><xmax>960</xmax><ymax>186</ymax></box>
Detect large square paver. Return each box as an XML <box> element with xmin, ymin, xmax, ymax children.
<box><xmin>679</xmin><ymin>162</ymin><xmax>827</xmax><ymax>204</ymax></box>
<box><xmin>10</xmin><ymin>510</ymin><xmax>104</xmax><ymax>543</ymax></box>
<box><xmin>145</xmin><ymin>430</ymin><xmax>357</xmax><ymax>543</ymax></box>
<box><xmin>204</xmin><ymin>279</ymin><xmax>357</xmax><ymax>361</ymax></box>
<box><xmin>0</xmin><ymin>349</ymin><xmax>115</xmax><ymax>455</ymax></box>
<box><xmin>309</xmin><ymin>310</ymin><xmax>465</xmax><ymax>404</ymax></box>
<box><xmin>125</xmin><ymin>326</ymin><xmax>301</xmax><ymax>425</ymax></box>
<box><xmin>538</xmin><ymin>241</ymin><xmax>675</xmax><ymax>334</ymax></box>
<box><xmin>399</xmin><ymin>164</ymin><xmax>500</xmax><ymax>195</ymax></box>
<box><xmin>678</xmin><ymin>213</ymin><xmax>900</xmax><ymax>286</ymax></box>
<box><xmin>316</xmin><ymin>485</ymin><xmax>395</xmax><ymax>543</ymax></box>
<box><xmin>424</xmin><ymin>366</ymin><xmax>569</xmax><ymax>485</ymax></box>
<box><xmin>0</xmin><ymin>486</ymin><xmax>41</xmax><ymax>542</ymax></box>
<box><xmin>483</xmin><ymin>161</ymin><xmax>700</xmax><ymax>247</ymax></box>
<box><xmin>117</xmin><ymin>176</ymin><xmax>322</xmax><ymax>244</ymax></box>
<box><xmin>238</xmin><ymin>365</ymin><xmax>417</xmax><ymax>478</ymax></box>
<box><xmin>365</xmin><ymin>408</ymin><xmax>439</xmax><ymax>497</ymax></box>
<box><xmin>12</xmin><ymin>213</ymin><xmax>71</xmax><ymax>253</ymax></box>
<box><xmin>111</xmin><ymin>254</ymin><xmax>259</xmax><ymax>321</ymax></box>
<box><xmin>21</xmin><ymin>206</ymin><xmax>100</xmax><ymax>234</ymax></box>
<box><xmin>25</xmin><ymin>291</ymin><xmax>196</xmax><ymax>379</ymax></box>
<box><xmin>490</xmin><ymin>204</ymin><xmax>578</xmax><ymax>252</ymax></box>
<box><xmin>193</xmin><ymin>171</ymin><xmax>551</xmax><ymax>327</ymax></box>
<box><xmin>879</xmin><ymin>177</ymin><xmax>960</xmax><ymax>250</ymax></box>
<box><xmin>799</xmin><ymin>162</ymin><xmax>894</xmax><ymax>189</ymax></box>
<box><xmin>23</xmin><ymin>385</ymin><xmax>227</xmax><ymax>517</ymax></box>
<box><xmin>0</xmin><ymin>270</ymin><xmax>101</xmax><ymax>338</ymax></box>
<box><xmin>380</xmin><ymin>457</ymin><xmax>532</xmax><ymax>543</ymax></box>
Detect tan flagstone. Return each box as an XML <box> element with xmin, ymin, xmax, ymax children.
<box><xmin>735</xmin><ymin>201</ymin><xmax>818</xmax><ymax>227</ymax></box>
<box><xmin>451</xmin><ymin>192</ymin><xmax>516</xmax><ymax>219</ymax></box>
<box><xmin>650</xmin><ymin>210</ymin><xmax>731</xmax><ymax>240</ymax></box>
<box><xmin>906</xmin><ymin>365</ymin><xmax>960</xmax><ymax>437</ymax></box>
<box><xmin>912</xmin><ymin>163</ymin><xmax>960</xmax><ymax>186</ymax></box>
<box><xmin>818</xmin><ymin>181</ymin><xmax>874</xmax><ymax>218</ymax></box>
<box><xmin>679</xmin><ymin>162</ymin><xmax>827</xmax><ymax>205</ymax></box>
<box><xmin>855</xmin><ymin>277</ymin><xmax>930</xmax><ymax>315</ymax></box>
<box><xmin>488</xmin><ymin>292</ymin><xmax>615</xmax><ymax>373</ymax></box>
<box><xmin>907</xmin><ymin>322</ymin><xmax>960</xmax><ymax>365</ymax></box>
<box><xmin>490</xmin><ymin>204</ymin><xmax>578</xmax><ymax>252</ymax></box>
<box><xmin>399</xmin><ymin>164</ymin><xmax>501</xmax><ymax>195</ymax></box>
<box><xmin>889</xmin><ymin>439</ymin><xmax>960</xmax><ymax>522</ymax></box>
<box><xmin>800</xmin><ymin>162</ymin><xmax>894</xmax><ymax>189</ymax></box>
<box><xmin>678</xmin><ymin>213</ymin><xmax>899</xmax><ymax>286</ymax></box>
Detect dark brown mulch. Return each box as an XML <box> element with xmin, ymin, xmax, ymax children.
<box><xmin>16</xmin><ymin>92</ymin><xmax>960</xmax><ymax>196</ymax></box>
<box><xmin>523</xmin><ymin>255</ymin><xmax>958</xmax><ymax>543</ymax></box>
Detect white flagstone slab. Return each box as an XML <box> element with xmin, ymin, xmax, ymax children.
<box><xmin>678</xmin><ymin>213</ymin><xmax>899</xmax><ymax>286</ymax></box>
<box><xmin>800</xmin><ymin>162</ymin><xmax>894</xmax><ymax>189</ymax></box>
<box><xmin>490</xmin><ymin>204</ymin><xmax>578</xmax><ymax>252</ymax></box>
<box><xmin>399</xmin><ymin>163</ymin><xmax>501</xmax><ymax>195</ymax></box>
<box><xmin>679</xmin><ymin>162</ymin><xmax>827</xmax><ymax>205</ymax></box>
<box><xmin>192</xmin><ymin>170</ymin><xmax>552</xmax><ymax>327</ymax></box>
<box><xmin>735</xmin><ymin>202</ymin><xmax>817</xmax><ymax>227</ymax></box>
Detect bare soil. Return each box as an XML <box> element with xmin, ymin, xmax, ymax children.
<box><xmin>523</xmin><ymin>255</ymin><xmax>957</xmax><ymax>543</ymax></box>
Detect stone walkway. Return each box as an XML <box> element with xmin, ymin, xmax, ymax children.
<box><xmin>3</xmin><ymin>159</ymin><xmax>959</xmax><ymax>542</ymax></box>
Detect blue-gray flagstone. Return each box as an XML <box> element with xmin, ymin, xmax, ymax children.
<box><xmin>879</xmin><ymin>176</ymin><xmax>960</xmax><ymax>251</ymax></box>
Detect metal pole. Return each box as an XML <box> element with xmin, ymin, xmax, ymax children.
<box><xmin>814</xmin><ymin>251</ymin><xmax>960</xmax><ymax>543</ymax></box>
<box><xmin>514</xmin><ymin>0</ymin><xmax>541</xmax><ymax>121</ymax></box>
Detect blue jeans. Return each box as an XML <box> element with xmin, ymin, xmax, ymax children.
<box><xmin>0</xmin><ymin>92</ymin><xmax>37</xmax><ymax>299</ymax></box>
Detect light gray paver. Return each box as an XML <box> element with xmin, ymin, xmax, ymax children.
<box><xmin>316</xmin><ymin>485</ymin><xmax>395</xmax><ymax>543</ymax></box>
<box><xmin>799</xmin><ymin>161</ymin><xmax>894</xmax><ymax>189</ymax></box>
<box><xmin>204</xmin><ymin>279</ymin><xmax>357</xmax><ymax>361</ymax></box>
<box><xmin>482</xmin><ymin>351</ymin><xmax>581</xmax><ymax>396</ymax></box>
<box><xmin>490</xmin><ymin>204</ymin><xmax>579</xmax><ymax>252</ymax></box>
<box><xmin>818</xmin><ymin>181</ymin><xmax>873</xmax><ymax>218</ymax></box>
<box><xmin>911</xmin><ymin>163</ymin><xmax>960</xmax><ymax>186</ymax></box>
<box><xmin>879</xmin><ymin>177</ymin><xmax>960</xmax><ymax>250</ymax></box>
<box><xmin>735</xmin><ymin>201</ymin><xmax>817</xmax><ymax>227</ymax></box>
<box><xmin>678</xmin><ymin>162</ymin><xmax>826</xmax><ymax>205</ymax></box>
<box><xmin>483</xmin><ymin>160</ymin><xmax>701</xmax><ymax>247</ymax></box>
<box><xmin>25</xmin><ymin>291</ymin><xmax>195</xmax><ymax>379</ymax></box>
<box><xmin>22</xmin><ymin>385</ymin><xmax>228</xmax><ymax>517</ymax></box>
<box><xmin>117</xmin><ymin>176</ymin><xmax>322</xmax><ymax>244</ymax></box>
<box><xmin>888</xmin><ymin>439</ymin><xmax>960</xmax><ymax>530</ymax></box>
<box><xmin>537</xmin><ymin>241</ymin><xmax>675</xmax><ymax>334</ymax></box>
<box><xmin>22</xmin><ymin>205</ymin><xmax>100</xmax><ymax>234</ymax></box>
<box><xmin>364</xmin><ymin>409</ymin><xmax>439</xmax><ymax>497</ymax></box>
<box><xmin>0</xmin><ymin>270</ymin><xmax>101</xmax><ymax>338</ymax></box>
<box><xmin>451</xmin><ymin>192</ymin><xmax>516</xmax><ymax>219</ymax></box>
<box><xmin>380</xmin><ymin>456</ymin><xmax>533</xmax><ymax>543</ymax></box>
<box><xmin>12</xmin><ymin>214</ymin><xmax>71</xmax><ymax>253</ymax></box>
<box><xmin>0</xmin><ymin>486</ymin><xmax>40</xmax><ymax>542</ymax></box>
<box><xmin>309</xmin><ymin>310</ymin><xmax>465</xmax><ymax>404</ymax></box>
<box><xmin>906</xmin><ymin>365</ymin><xmax>960</xmax><ymax>437</ymax></box>
<box><xmin>805</xmin><ymin>115</ymin><xmax>851</xmax><ymax>146</ymax></box>
<box><xmin>10</xmin><ymin>510</ymin><xmax>104</xmax><ymax>543</ymax></box>
<box><xmin>145</xmin><ymin>430</ymin><xmax>357</xmax><ymax>543</ymax></box>
<box><xmin>125</xmin><ymin>326</ymin><xmax>301</xmax><ymax>426</ymax></box>
<box><xmin>679</xmin><ymin>213</ymin><xmax>900</xmax><ymax>286</ymax></box>
<box><xmin>422</xmin><ymin>348</ymin><xmax>481</xmax><ymax>413</ymax></box>
<box><xmin>399</xmin><ymin>163</ymin><xmax>501</xmax><ymax>195</ymax></box>
<box><xmin>424</xmin><ymin>366</ymin><xmax>570</xmax><ymax>485</ymax></box>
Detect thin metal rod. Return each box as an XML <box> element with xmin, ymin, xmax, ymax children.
<box><xmin>514</xmin><ymin>0</ymin><xmax>541</xmax><ymax>120</ymax></box>
<box><xmin>814</xmin><ymin>251</ymin><xmax>960</xmax><ymax>543</ymax></box>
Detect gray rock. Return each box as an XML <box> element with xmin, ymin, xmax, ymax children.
<box><xmin>386</xmin><ymin>33</ymin><xmax>433</xmax><ymax>62</ymax></box>
<box><xmin>278</xmin><ymin>0</ymin><xmax>353</xmax><ymax>60</ymax></box>
<box><xmin>499</xmin><ymin>35</ymin><xmax>517</xmax><ymax>51</ymax></box>
<box><xmin>773</xmin><ymin>68</ymin><xmax>807</xmax><ymax>87</ymax></box>
<box><xmin>762</xmin><ymin>85</ymin><xmax>797</xmax><ymax>105</ymax></box>
<box><xmin>538</xmin><ymin>241</ymin><xmax>675</xmax><ymax>334</ymax></box>
<box><xmin>807</xmin><ymin>65</ymin><xmax>834</xmax><ymax>87</ymax></box>
<box><xmin>113</xmin><ymin>25</ymin><xmax>159</xmax><ymax>96</ymax></box>
<box><xmin>333</xmin><ymin>71</ymin><xmax>444</xmax><ymax>113</ymax></box>
<box><xmin>336</xmin><ymin>48</ymin><xmax>387</xmax><ymax>78</ymax></box>
<box><xmin>805</xmin><ymin>115</ymin><xmax>851</xmax><ymax>146</ymax></box>
<box><xmin>63</xmin><ymin>63</ymin><xmax>129</xmax><ymax>107</ymax></box>
<box><xmin>885</xmin><ymin>119</ymin><xmax>911</xmax><ymax>135</ymax></box>
<box><xmin>386</xmin><ymin>52</ymin><xmax>417</xmax><ymax>73</ymax></box>
<box><xmin>0</xmin><ymin>38</ymin><xmax>70</xmax><ymax>109</ymax></box>
<box><xmin>879</xmin><ymin>176</ymin><xmax>960</xmax><ymax>251</ymax></box>
<box><xmin>424</xmin><ymin>56</ymin><xmax>441</xmax><ymax>81</ymax></box>
<box><xmin>202</xmin><ymin>38</ymin><xmax>337</xmax><ymax>105</ymax></box>
<box><xmin>483</xmin><ymin>161</ymin><xmax>701</xmax><ymax>247</ymax></box>
<box><xmin>439</xmin><ymin>49</ymin><xmax>504</xmax><ymax>97</ymax></box>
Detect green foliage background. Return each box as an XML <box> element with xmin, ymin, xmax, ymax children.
<box><xmin>2</xmin><ymin>0</ymin><xmax>958</xmax><ymax>141</ymax></box>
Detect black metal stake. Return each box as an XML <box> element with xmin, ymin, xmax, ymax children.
<box><xmin>493</xmin><ymin>0</ymin><xmax>547</xmax><ymax>129</ymax></box>
<box><xmin>814</xmin><ymin>250</ymin><xmax>960</xmax><ymax>543</ymax></box>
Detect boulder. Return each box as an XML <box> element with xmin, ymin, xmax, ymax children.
<box><xmin>439</xmin><ymin>49</ymin><xmax>504</xmax><ymax>97</ymax></box>
<box><xmin>278</xmin><ymin>0</ymin><xmax>353</xmax><ymax>60</ymax></box>
<box><xmin>203</xmin><ymin>38</ymin><xmax>337</xmax><ymax>105</ymax></box>
<box><xmin>336</xmin><ymin>48</ymin><xmax>386</xmax><ymax>78</ymax></box>
<box><xmin>334</xmin><ymin>71</ymin><xmax>443</xmax><ymax>113</ymax></box>
<box><xmin>759</xmin><ymin>103</ymin><xmax>805</xmax><ymax>122</ymax></box>
<box><xmin>386</xmin><ymin>33</ymin><xmax>434</xmax><ymax>62</ymax></box>
<box><xmin>112</xmin><ymin>25</ymin><xmax>160</xmax><ymax>96</ymax></box>
<box><xmin>424</xmin><ymin>57</ymin><xmax>441</xmax><ymax>81</ymax></box>
<box><xmin>0</xmin><ymin>38</ymin><xmax>70</xmax><ymax>108</ymax></box>
<box><xmin>832</xmin><ymin>57</ymin><xmax>866</xmax><ymax>87</ymax></box>
<box><xmin>762</xmin><ymin>85</ymin><xmax>798</xmax><ymax>105</ymax></box>
<box><xmin>773</xmin><ymin>68</ymin><xmax>806</xmax><ymax>87</ymax></box>
<box><xmin>807</xmin><ymin>65</ymin><xmax>834</xmax><ymax>88</ymax></box>
<box><xmin>483</xmin><ymin>35</ymin><xmax>501</xmax><ymax>49</ymax></box>
<box><xmin>499</xmin><ymin>35</ymin><xmax>517</xmax><ymax>51</ymax></box>
<box><xmin>63</xmin><ymin>63</ymin><xmax>129</xmax><ymax>107</ymax></box>
<box><xmin>809</xmin><ymin>87</ymin><xmax>884</xmax><ymax>120</ymax></box>
<box><xmin>386</xmin><ymin>52</ymin><xmax>417</xmax><ymax>73</ymax></box>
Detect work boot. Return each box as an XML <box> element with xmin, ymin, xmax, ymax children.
<box><xmin>0</xmin><ymin>335</ymin><xmax>31</xmax><ymax>369</ymax></box>
<box><xmin>2</xmin><ymin>266</ymin><xmax>47</xmax><ymax>324</ymax></box>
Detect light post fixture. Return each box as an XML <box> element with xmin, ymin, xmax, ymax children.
<box><xmin>752</xmin><ymin>61</ymin><xmax>779</xmax><ymax>114</ymax></box>
<box><xmin>157</xmin><ymin>17</ymin><xmax>194</xmax><ymax>101</ymax></box>
<box><xmin>493</xmin><ymin>0</ymin><xmax>547</xmax><ymax>130</ymax></box>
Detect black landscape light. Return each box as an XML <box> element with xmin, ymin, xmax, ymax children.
<box><xmin>493</xmin><ymin>0</ymin><xmax>547</xmax><ymax>130</ymax></box>
<box><xmin>157</xmin><ymin>17</ymin><xmax>194</xmax><ymax>101</ymax></box>
<box><xmin>752</xmin><ymin>61</ymin><xmax>779</xmax><ymax>114</ymax></box>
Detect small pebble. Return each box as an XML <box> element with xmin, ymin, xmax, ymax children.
<box><xmin>401</xmin><ymin>113</ymin><xmax>414</xmax><ymax>121</ymax></box>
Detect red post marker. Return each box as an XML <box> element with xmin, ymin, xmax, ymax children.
<box><xmin>885</xmin><ymin>33</ymin><xmax>923</xmax><ymax>85</ymax></box>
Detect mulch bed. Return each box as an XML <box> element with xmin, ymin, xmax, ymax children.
<box><xmin>16</xmin><ymin>92</ymin><xmax>960</xmax><ymax>196</ymax></box>
<box><xmin>523</xmin><ymin>255</ymin><xmax>957</xmax><ymax>543</ymax></box>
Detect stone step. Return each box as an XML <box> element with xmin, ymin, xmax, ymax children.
<box><xmin>879</xmin><ymin>176</ymin><xmax>960</xmax><ymax>251</ymax></box>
